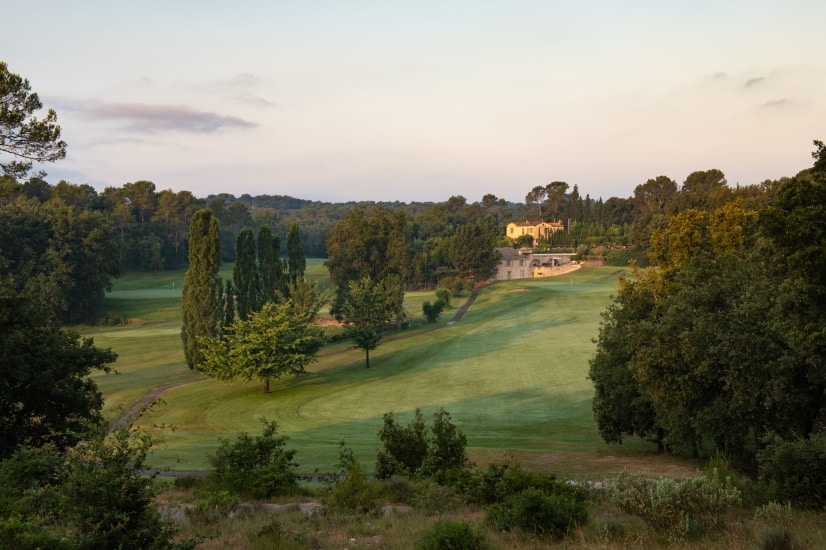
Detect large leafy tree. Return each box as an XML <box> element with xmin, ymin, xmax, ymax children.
<box><xmin>0</xmin><ymin>287</ymin><xmax>117</xmax><ymax>458</ymax></box>
<box><xmin>0</xmin><ymin>197</ymin><xmax>120</xmax><ymax>323</ymax></box>
<box><xmin>0</xmin><ymin>61</ymin><xmax>67</xmax><ymax>178</ymax></box>
<box><xmin>181</xmin><ymin>209</ymin><xmax>222</xmax><ymax>370</ymax></box>
<box><xmin>449</xmin><ymin>218</ymin><xmax>501</xmax><ymax>284</ymax></box>
<box><xmin>200</xmin><ymin>298</ymin><xmax>324</xmax><ymax>393</ymax></box>
<box><xmin>590</xmin><ymin>149</ymin><xmax>826</xmax><ymax>465</ymax></box>
<box><xmin>326</xmin><ymin>206</ymin><xmax>411</xmax><ymax>316</ymax></box>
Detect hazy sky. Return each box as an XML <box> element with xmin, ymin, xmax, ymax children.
<box><xmin>4</xmin><ymin>1</ymin><xmax>825</xmax><ymax>203</ymax></box>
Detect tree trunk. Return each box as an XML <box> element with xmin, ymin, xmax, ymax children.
<box><xmin>263</xmin><ymin>377</ymin><xmax>270</xmax><ymax>393</ymax></box>
<box><xmin>365</xmin><ymin>349</ymin><xmax>370</xmax><ymax>369</ymax></box>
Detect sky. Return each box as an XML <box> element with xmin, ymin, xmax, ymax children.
<box><xmin>3</xmin><ymin>1</ymin><xmax>825</xmax><ymax>203</ymax></box>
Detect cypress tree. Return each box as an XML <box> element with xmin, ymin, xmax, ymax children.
<box><xmin>181</xmin><ymin>209</ymin><xmax>222</xmax><ymax>370</ymax></box>
<box><xmin>233</xmin><ymin>228</ymin><xmax>260</xmax><ymax>320</ymax></box>
<box><xmin>257</xmin><ymin>225</ymin><xmax>282</xmax><ymax>303</ymax></box>
<box><xmin>223</xmin><ymin>279</ymin><xmax>235</xmax><ymax>329</ymax></box>
<box><xmin>286</xmin><ymin>221</ymin><xmax>305</xmax><ymax>285</ymax></box>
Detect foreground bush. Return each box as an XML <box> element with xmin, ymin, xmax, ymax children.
<box><xmin>207</xmin><ymin>418</ymin><xmax>298</xmax><ymax>498</ymax></box>
<box><xmin>416</xmin><ymin>520</ymin><xmax>487</xmax><ymax>550</ymax></box>
<box><xmin>0</xmin><ymin>425</ymin><xmax>176</xmax><ymax>550</ymax></box>
<box><xmin>185</xmin><ymin>490</ymin><xmax>240</xmax><ymax>524</ymax></box>
<box><xmin>376</xmin><ymin>408</ymin><xmax>471</xmax><ymax>480</ymax></box>
<box><xmin>325</xmin><ymin>443</ymin><xmax>382</xmax><ymax>516</ymax></box>
<box><xmin>758</xmin><ymin>433</ymin><xmax>826</xmax><ymax>509</ymax></box>
<box><xmin>610</xmin><ymin>469</ymin><xmax>741</xmax><ymax>540</ymax></box>
<box><xmin>460</xmin><ymin>462</ymin><xmax>585</xmax><ymax>506</ymax></box>
<box><xmin>486</xmin><ymin>487</ymin><xmax>587</xmax><ymax>539</ymax></box>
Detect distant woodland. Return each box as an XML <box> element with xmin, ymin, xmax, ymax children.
<box><xmin>0</xmin><ymin>163</ymin><xmax>789</xmax><ymax>325</ymax></box>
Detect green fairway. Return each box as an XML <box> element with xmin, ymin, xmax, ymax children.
<box><xmin>100</xmin><ymin>266</ymin><xmax>661</xmax><ymax>476</ymax></box>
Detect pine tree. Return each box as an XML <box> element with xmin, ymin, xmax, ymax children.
<box><xmin>181</xmin><ymin>209</ymin><xmax>222</xmax><ymax>370</ymax></box>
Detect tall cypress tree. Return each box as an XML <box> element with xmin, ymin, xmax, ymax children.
<box><xmin>181</xmin><ymin>209</ymin><xmax>222</xmax><ymax>370</ymax></box>
<box><xmin>286</xmin><ymin>221</ymin><xmax>305</xmax><ymax>285</ymax></box>
<box><xmin>233</xmin><ymin>228</ymin><xmax>260</xmax><ymax>320</ymax></box>
<box><xmin>257</xmin><ymin>225</ymin><xmax>282</xmax><ymax>303</ymax></box>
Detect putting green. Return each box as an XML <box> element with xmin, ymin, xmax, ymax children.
<box><xmin>109</xmin><ymin>266</ymin><xmax>637</xmax><ymax>474</ymax></box>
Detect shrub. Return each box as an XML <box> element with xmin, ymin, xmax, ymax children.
<box><xmin>0</xmin><ymin>444</ymin><xmax>63</xmax><ymax>514</ymax></box>
<box><xmin>376</xmin><ymin>409</ymin><xmax>428</xmax><ymax>479</ymax></box>
<box><xmin>438</xmin><ymin>276</ymin><xmax>466</xmax><ymax>297</ymax></box>
<box><xmin>207</xmin><ymin>418</ymin><xmax>298</xmax><ymax>498</ymax></box>
<box><xmin>381</xmin><ymin>475</ymin><xmax>420</xmax><ymax>504</ymax></box>
<box><xmin>758</xmin><ymin>433</ymin><xmax>826</xmax><ymax>509</ymax></box>
<box><xmin>58</xmin><ymin>425</ymin><xmax>177</xmax><ymax>549</ymax></box>
<box><xmin>461</xmin><ymin>462</ymin><xmax>585</xmax><ymax>506</ymax></box>
<box><xmin>759</xmin><ymin>526</ymin><xmax>801</xmax><ymax>550</ymax></box>
<box><xmin>411</xmin><ymin>481</ymin><xmax>462</xmax><ymax>514</ymax></box>
<box><xmin>435</xmin><ymin>288</ymin><xmax>451</xmax><ymax>308</ymax></box>
<box><xmin>422</xmin><ymin>300</ymin><xmax>445</xmax><ymax>322</ymax></box>
<box><xmin>754</xmin><ymin>501</ymin><xmax>794</xmax><ymax>524</ymax></box>
<box><xmin>485</xmin><ymin>487</ymin><xmax>587</xmax><ymax>539</ymax></box>
<box><xmin>184</xmin><ymin>490</ymin><xmax>239</xmax><ymax>524</ymax></box>
<box><xmin>0</xmin><ymin>517</ymin><xmax>71</xmax><ymax>550</ymax></box>
<box><xmin>422</xmin><ymin>409</ymin><xmax>471</xmax><ymax>479</ymax></box>
<box><xmin>415</xmin><ymin>520</ymin><xmax>487</xmax><ymax>550</ymax></box>
<box><xmin>376</xmin><ymin>408</ymin><xmax>471</xmax><ymax>481</ymax></box>
<box><xmin>326</xmin><ymin>443</ymin><xmax>383</xmax><ymax>516</ymax></box>
<box><xmin>610</xmin><ymin>469</ymin><xmax>741</xmax><ymax>540</ymax></box>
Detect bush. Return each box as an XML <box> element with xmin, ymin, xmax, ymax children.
<box><xmin>435</xmin><ymin>288</ymin><xmax>451</xmax><ymax>308</ymax></box>
<box><xmin>759</xmin><ymin>526</ymin><xmax>801</xmax><ymax>550</ymax></box>
<box><xmin>438</xmin><ymin>276</ymin><xmax>466</xmax><ymax>297</ymax></box>
<box><xmin>485</xmin><ymin>487</ymin><xmax>587</xmax><ymax>539</ymax></box>
<box><xmin>422</xmin><ymin>300</ymin><xmax>445</xmax><ymax>322</ymax></box>
<box><xmin>461</xmin><ymin>462</ymin><xmax>584</xmax><ymax>506</ymax></box>
<box><xmin>376</xmin><ymin>408</ymin><xmax>471</xmax><ymax>481</ymax></box>
<box><xmin>758</xmin><ymin>433</ymin><xmax>826</xmax><ymax>509</ymax></box>
<box><xmin>326</xmin><ymin>443</ymin><xmax>383</xmax><ymax>516</ymax></box>
<box><xmin>0</xmin><ymin>517</ymin><xmax>72</xmax><ymax>550</ymax></box>
<box><xmin>422</xmin><ymin>409</ymin><xmax>471</xmax><ymax>478</ymax></box>
<box><xmin>411</xmin><ymin>481</ymin><xmax>462</xmax><ymax>515</ymax></box>
<box><xmin>184</xmin><ymin>490</ymin><xmax>239</xmax><ymax>524</ymax></box>
<box><xmin>381</xmin><ymin>475</ymin><xmax>420</xmax><ymax>504</ymax></box>
<box><xmin>59</xmin><ymin>426</ymin><xmax>176</xmax><ymax>549</ymax></box>
<box><xmin>376</xmin><ymin>409</ymin><xmax>429</xmax><ymax>479</ymax></box>
<box><xmin>415</xmin><ymin>520</ymin><xmax>487</xmax><ymax>550</ymax></box>
<box><xmin>0</xmin><ymin>444</ymin><xmax>64</xmax><ymax>514</ymax></box>
<box><xmin>207</xmin><ymin>418</ymin><xmax>298</xmax><ymax>498</ymax></box>
<box><xmin>610</xmin><ymin>469</ymin><xmax>741</xmax><ymax>540</ymax></box>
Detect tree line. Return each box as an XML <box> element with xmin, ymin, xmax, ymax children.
<box><xmin>589</xmin><ymin>141</ymin><xmax>826</xmax><ymax>484</ymax></box>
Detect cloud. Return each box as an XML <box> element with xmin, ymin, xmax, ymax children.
<box><xmin>232</xmin><ymin>92</ymin><xmax>277</xmax><ymax>107</ymax></box>
<box><xmin>81</xmin><ymin>102</ymin><xmax>256</xmax><ymax>133</ymax></box>
<box><xmin>761</xmin><ymin>98</ymin><xmax>793</xmax><ymax>108</ymax></box>
<box><xmin>745</xmin><ymin>76</ymin><xmax>765</xmax><ymax>88</ymax></box>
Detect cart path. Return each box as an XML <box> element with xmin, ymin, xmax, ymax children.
<box><xmin>111</xmin><ymin>287</ymin><xmax>482</xmax><ymax>433</ymax></box>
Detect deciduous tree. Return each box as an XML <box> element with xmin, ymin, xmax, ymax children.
<box><xmin>200</xmin><ymin>299</ymin><xmax>324</xmax><ymax>393</ymax></box>
<box><xmin>340</xmin><ymin>276</ymin><xmax>403</xmax><ymax>368</ymax></box>
<box><xmin>0</xmin><ymin>287</ymin><xmax>117</xmax><ymax>458</ymax></box>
